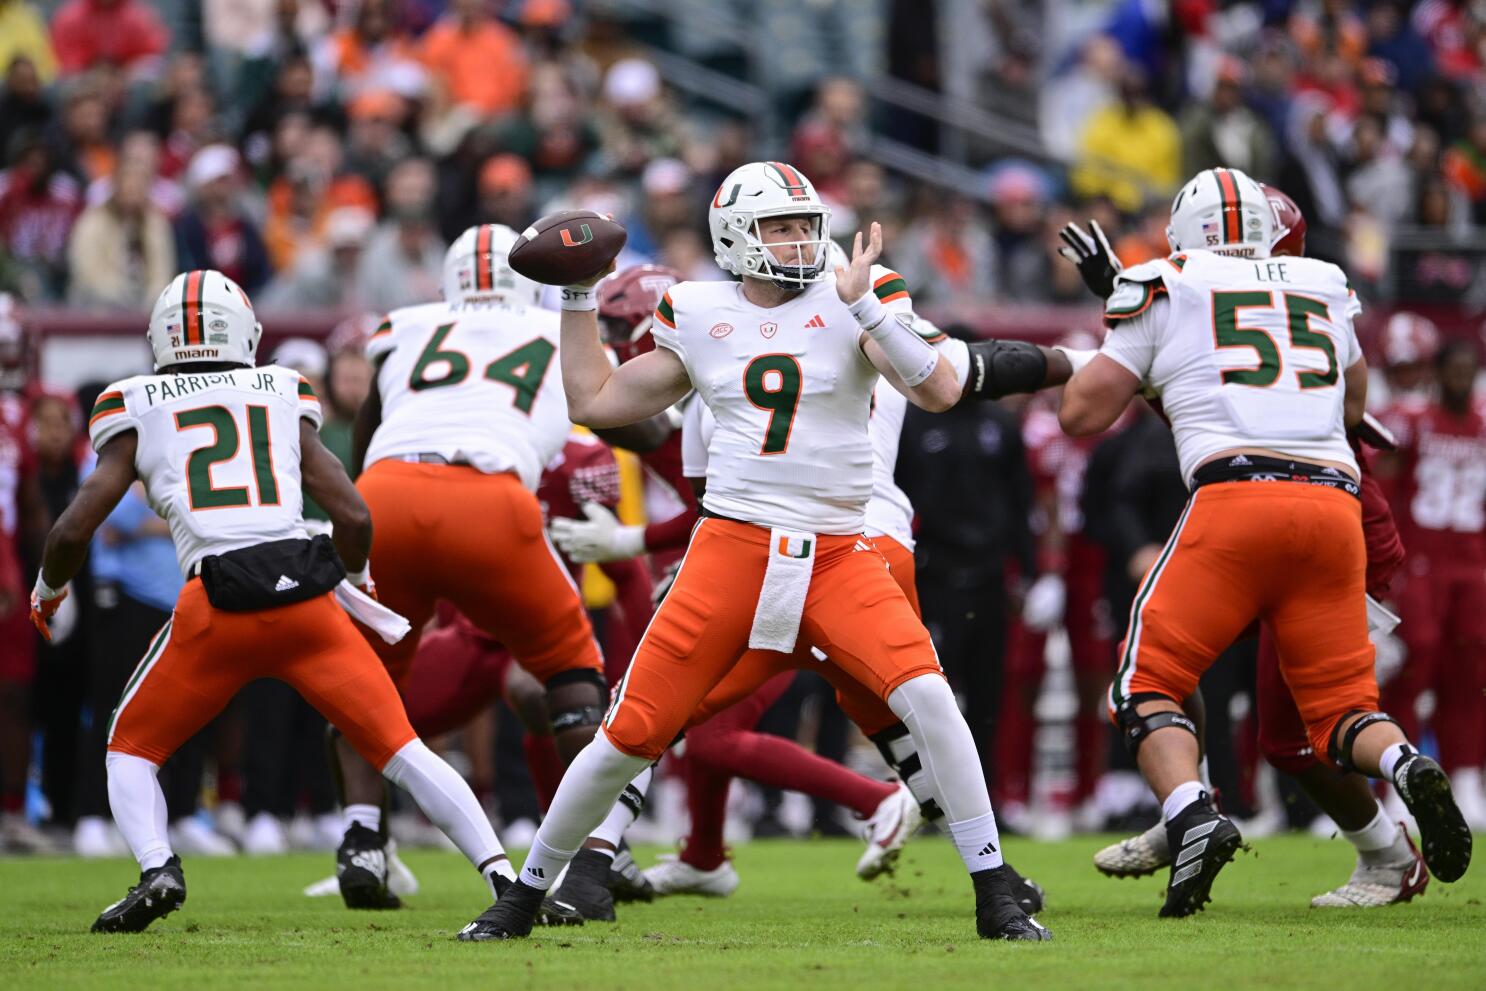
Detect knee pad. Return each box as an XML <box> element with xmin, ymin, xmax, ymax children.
<box><xmin>1115</xmin><ymin>692</ymin><xmax>1198</xmax><ymax>757</ymax></box>
<box><xmin>1327</xmin><ymin>710</ymin><xmax>1400</xmax><ymax>773</ymax></box>
<box><xmin>546</xmin><ymin>669</ymin><xmax>608</xmax><ymax>734</ymax></box>
<box><xmin>867</xmin><ymin>723</ymin><xmax>943</xmax><ymax>821</ymax></box>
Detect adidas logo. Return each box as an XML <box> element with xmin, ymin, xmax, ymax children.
<box><xmin>525</xmin><ymin>866</ymin><xmax>545</xmax><ymax>880</ymax></box>
<box><xmin>1228</xmin><ymin>454</ymin><xmax>1251</xmax><ymax>466</ymax></box>
<box><xmin>1171</xmin><ymin>818</ymin><xmax>1218</xmax><ymax>885</ymax></box>
<box><xmin>977</xmin><ymin>841</ymin><xmax>998</xmax><ymax>857</ymax></box>
<box><xmin>804</xmin><ymin>314</ymin><xmax>826</xmax><ymax>329</ymax></box>
<box><xmin>274</xmin><ymin>575</ymin><xmax>300</xmax><ymax>592</ymax></box>
<box><xmin>349</xmin><ymin>849</ymin><xmax>387</xmax><ymax>878</ymax></box>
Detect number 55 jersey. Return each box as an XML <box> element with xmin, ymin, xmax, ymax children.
<box><xmin>88</xmin><ymin>364</ymin><xmax>320</xmax><ymax>574</ymax></box>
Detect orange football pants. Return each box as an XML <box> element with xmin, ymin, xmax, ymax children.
<box><xmin>685</xmin><ymin>533</ymin><xmax>916</xmax><ymax>737</ymax></box>
<box><xmin>107</xmin><ymin>580</ymin><xmax>416</xmax><ymax>771</ymax></box>
<box><xmin>357</xmin><ymin>460</ymin><xmax>603</xmax><ymax>688</ymax></box>
<box><xmin>1109</xmin><ymin>481</ymin><xmax>1377</xmax><ymax>764</ymax></box>
<box><xmin>604</xmin><ymin>518</ymin><xmax>942</xmax><ymax>760</ymax></box>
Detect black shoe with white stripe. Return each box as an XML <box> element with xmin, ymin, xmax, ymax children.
<box><xmin>608</xmin><ymin>841</ymin><xmax>655</xmax><ymax>903</ymax></box>
<box><xmin>973</xmin><ymin>865</ymin><xmax>1052</xmax><ymax>941</ymax></box>
<box><xmin>1393</xmin><ymin>751</ymin><xmax>1472</xmax><ymax>883</ymax></box>
<box><xmin>555</xmin><ymin>848</ymin><xmax>617</xmax><ymax>921</ymax></box>
<box><xmin>1000</xmin><ymin>861</ymin><xmax>1045</xmax><ymax>915</ymax></box>
<box><xmin>337</xmin><ymin>823</ymin><xmax>400</xmax><ymax>910</ymax></box>
<box><xmin>1160</xmin><ymin>792</ymin><xmax>1241</xmax><ymax>918</ymax></box>
<box><xmin>92</xmin><ymin>856</ymin><xmax>186</xmax><ymax>933</ymax></box>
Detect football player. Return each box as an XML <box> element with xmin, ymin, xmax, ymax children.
<box><xmin>459</xmin><ymin>162</ymin><xmax>1058</xmax><ymax>942</ymax></box>
<box><xmin>30</xmin><ymin>271</ymin><xmax>541</xmax><ymax>933</ymax></box>
<box><xmin>1055</xmin><ymin>168</ymin><xmax>1470</xmax><ymax>916</ymax></box>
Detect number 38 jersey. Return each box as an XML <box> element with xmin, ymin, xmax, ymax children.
<box><xmin>88</xmin><ymin>365</ymin><xmax>320</xmax><ymax>574</ymax></box>
<box><xmin>653</xmin><ymin>270</ymin><xmax>913</xmax><ymax>535</ymax></box>
<box><xmin>1098</xmin><ymin>250</ymin><xmax>1364</xmax><ymax>485</ymax></box>
<box><xmin>365</xmin><ymin>299</ymin><xmax>569</xmax><ymax>490</ymax></box>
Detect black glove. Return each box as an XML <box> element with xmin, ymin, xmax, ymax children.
<box><xmin>1058</xmin><ymin>219</ymin><xmax>1122</xmax><ymax>300</ymax></box>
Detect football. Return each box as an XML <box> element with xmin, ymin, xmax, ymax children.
<box><xmin>508</xmin><ymin>210</ymin><xmax>628</xmax><ymax>286</ymax></box>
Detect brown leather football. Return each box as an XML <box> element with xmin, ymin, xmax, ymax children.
<box><xmin>508</xmin><ymin>210</ymin><xmax>628</xmax><ymax>286</ymax></box>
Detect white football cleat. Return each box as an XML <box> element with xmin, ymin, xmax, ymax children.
<box><xmin>0</xmin><ymin>813</ymin><xmax>61</xmax><ymax>854</ymax></box>
<box><xmin>73</xmin><ymin>816</ymin><xmax>129</xmax><ymax>858</ymax></box>
<box><xmin>241</xmin><ymin>812</ymin><xmax>290</xmax><ymax>855</ymax></box>
<box><xmin>856</xmin><ymin>782</ymin><xmax>922</xmax><ymax>880</ymax></box>
<box><xmin>386</xmin><ymin>839</ymin><xmax>420</xmax><ymax>897</ymax></box>
<box><xmin>169</xmin><ymin>816</ymin><xmax>237</xmax><ymax>856</ymax></box>
<box><xmin>1093</xmin><ymin>820</ymin><xmax>1170</xmax><ymax>877</ymax></box>
<box><xmin>1311</xmin><ymin>828</ymin><xmax>1429</xmax><ymax>908</ymax></box>
<box><xmin>643</xmin><ymin>854</ymin><xmax>740</xmax><ymax>897</ymax></box>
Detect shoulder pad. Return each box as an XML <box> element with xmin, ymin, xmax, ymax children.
<box><xmin>1105</xmin><ymin>260</ymin><xmax>1174</xmax><ymax>322</ymax></box>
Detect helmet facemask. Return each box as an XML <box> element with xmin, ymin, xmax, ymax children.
<box><xmin>724</xmin><ymin>207</ymin><xmax>832</xmax><ymax>291</ymax></box>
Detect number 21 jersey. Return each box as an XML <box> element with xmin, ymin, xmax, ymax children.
<box><xmin>88</xmin><ymin>365</ymin><xmax>319</xmax><ymax>574</ymax></box>
<box><xmin>365</xmin><ymin>299</ymin><xmax>569</xmax><ymax>490</ymax></box>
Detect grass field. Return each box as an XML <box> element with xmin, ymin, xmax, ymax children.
<box><xmin>3</xmin><ymin>834</ymin><xmax>1483</xmax><ymax>990</ymax></box>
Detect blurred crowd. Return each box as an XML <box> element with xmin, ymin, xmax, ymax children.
<box><xmin>1</xmin><ymin>0</ymin><xmax>1486</xmax><ymax>855</ymax></box>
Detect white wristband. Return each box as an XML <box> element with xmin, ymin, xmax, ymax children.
<box><xmin>1054</xmin><ymin>346</ymin><xmax>1097</xmax><ymax>375</ymax></box>
<box><xmin>346</xmin><ymin>564</ymin><xmax>371</xmax><ymax>587</ymax></box>
<box><xmin>847</xmin><ymin>291</ymin><xmax>889</xmax><ymax>332</ymax></box>
<box><xmin>33</xmin><ymin>570</ymin><xmax>61</xmax><ymax>601</ymax></box>
<box><xmin>561</xmin><ymin>286</ymin><xmax>598</xmax><ymax>311</ymax></box>
<box><xmin>853</xmin><ymin>293</ymin><xmax>939</xmax><ymax>387</ymax></box>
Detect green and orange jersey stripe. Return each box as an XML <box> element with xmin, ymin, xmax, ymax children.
<box><xmin>89</xmin><ymin>391</ymin><xmax>126</xmax><ymax>427</ymax></box>
<box><xmin>872</xmin><ymin>271</ymin><xmax>909</xmax><ymax>304</ymax></box>
<box><xmin>180</xmin><ymin>270</ymin><xmax>207</xmax><ymax>345</ymax></box>
<box><xmin>654</xmin><ymin>292</ymin><xmax>676</xmax><ymax>329</ymax></box>
<box><xmin>297</xmin><ymin>377</ymin><xmax>320</xmax><ymax>403</ymax></box>
<box><xmin>475</xmin><ymin>225</ymin><xmax>494</xmax><ymax>291</ymax></box>
<box><xmin>1214</xmin><ymin>169</ymin><xmax>1242</xmax><ymax>244</ymax></box>
<box><xmin>371</xmin><ymin>316</ymin><xmax>393</xmax><ymax>340</ymax></box>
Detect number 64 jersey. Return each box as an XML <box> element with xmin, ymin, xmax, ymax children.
<box><xmin>364</xmin><ymin>299</ymin><xmax>569</xmax><ymax>489</ymax></box>
<box><xmin>87</xmin><ymin>365</ymin><xmax>320</xmax><ymax>574</ymax></box>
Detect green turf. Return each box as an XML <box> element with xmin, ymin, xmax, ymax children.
<box><xmin>2</xmin><ymin>834</ymin><xmax>1482</xmax><ymax>990</ymax></box>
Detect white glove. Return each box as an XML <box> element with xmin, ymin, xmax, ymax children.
<box><xmin>1021</xmin><ymin>574</ymin><xmax>1066</xmax><ymax>632</ymax></box>
<box><xmin>549</xmin><ymin>502</ymin><xmax>646</xmax><ymax>563</ymax></box>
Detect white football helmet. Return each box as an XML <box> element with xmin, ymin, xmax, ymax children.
<box><xmin>443</xmin><ymin>223</ymin><xmax>542</xmax><ymax>307</ymax></box>
<box><xmin>1166</xmin><ymin>167</ymin><xmax>1274</xmax><ymax>259</ymax></box>
<box><xmin>708</xmin><ymin>161</ymin><xmax>832</xmax><ymax>289</ymax></box>
<box><xmin>146</xmin><ymin>270</ymin><xmax>262</xmax><ymax>370</ymax></box>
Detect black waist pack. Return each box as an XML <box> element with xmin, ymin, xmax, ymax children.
<box><xmin>197</xmin><ymin>535</ymin><xmax>346</xmax><ymax>612</ymax></box>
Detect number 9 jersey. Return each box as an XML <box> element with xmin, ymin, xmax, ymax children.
<box><xmin>364</xmin><ymin>299</ymin><xmax>570</xmax><ymax>490</ymax></box>
<box><xmin>87</xmin><ymin>365</ymin><xmax>321</xmax><ymax>574</ymax></box>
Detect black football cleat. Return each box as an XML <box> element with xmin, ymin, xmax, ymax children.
<box><xmin>458</xmin><ymin>878</ymin><xmax>551</xmax><ymax>941</ymax></box>
<box><xmin>1160</xmin><ymin>792</ymin><xmax>1242</xmax><ymax>918</ymax></box>
<box><xmin>1000</xmin><ymin>861</ymin><xmax>1045</xmax><ymax>915</ymax></box>
<box><xmin>555</xmin><ymin>848</ymin><xmax>617</xmax><ymax>921</ymax></box>
<box><xmin>483</xmin><ymin>874</ymin><xmax>583</xmax><ymax>931</ymax></box>
<box><xmin>1393</xmin><ymin>752</ymin><xmax>1472</xmax><ymax>883</ymax></box>
<box><xmin>337</xmin><ymin>823</ymin><xmax>400</xmax><ymax>910</ymax></box>
<box><xmin>609</xmin><ymin>842</ymin><xmax>655</xmax><ymax>903</ymax></box>
<box><xmin>92</xmin><ymin>856</ymin><xmax>187</xmax><ymax>933</ymax></box>
<box><xmin>973</xmin><ymin>865</ymin><xmax>1052</xmax><ymax>941</ymax></box>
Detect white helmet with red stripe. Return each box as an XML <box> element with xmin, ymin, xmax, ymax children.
<box><xmin>708</xmin><ymin>160</ymin><xmax>833</xmax><ymax>290</ymax></box>
<box><xmin>146</xmin><ymin>270</ymin><xmax>263</xmax><ymax>370</ymax></box>
<box><xmin>1382</xmin><ymin>311</ymin><xmax>1441</xmax><ymax>367</ymax></box>
<box><xmin>443</xmin><ymin>223</ymin><xmax>542</xmax><ymax>307</ymax></box>
<box><xmin>1167</xmin><ymin>167</ymin><xmax>1274</xmax><ymax>259</ymax></box>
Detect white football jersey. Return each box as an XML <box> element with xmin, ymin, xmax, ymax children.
<box><xmin>654</xmin><ymin>266</ymin><xmax>914</xmax><ymax>535</ymax></box>
<box><xmin>88</xmin><ymin>365</ymin><xmax>321</xmax><ymax>574</ymax></box>
<box><xmin>1099</xmin><ymin>250</ymin><xmax>1363</xmax><ymax>484</ymax></box>
<box><xmin>365</xmin><ymin>298</ymin><xmax>571</xmax><ymax>489</ymax></box>
<box><xmin>864</xmin><ymin>382</ymin><xmax>915</xmax><ymax>549</ymax></box>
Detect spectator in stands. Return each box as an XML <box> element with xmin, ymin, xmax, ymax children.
<box><xmin>157</xmin><ymin>82</ymin><xmax>220</xmax><ymax>182</ymax></box>
<box><xmin>49</xmin><ymin>0</ymin><xmax>168</xmax><ymax>80</ymax></box>
<box><xmin>259</xmin><ymin>206</ymin><xmax>373</xmax><ymax>312</ymax></box>
<box><xmin>1278</xmin><ymin>92</ymin><xmax>1347</xmax><ymax>235</ymax></box>
<box><xmin>0</xmin><ymin>133</ymin><xmax>80</xmax><ymax>300</ymax></box>
<box><xmin>355</xmin><ymin>157</ymin><xmax>443</xmax><ymax>312</ymax></box>
<box><xmin>66</xmin><ymin>152</ymin><xmax>175</xmax><ymax>309</ymax></box>
<box><xmin>0</xmin><ymin>58</ymin><xmax>50</xmax><ymax>163</ymax></box>
<box><xmin>174</xmin><ymin>144</ymin><xmax>272</xmax><ymax>293</ymax></box>
<box><xmin>343</xmin><ymin>89</ymin><xmax>413</xmax><ymax>190</ymax></box>
<box><xmin>0</xmin><ymin>3</ymin><xmax>55</xmax><ymax>87</ymax></box>
<box><xmin>1040</xmin><ymin>34</ymin><xmax>1122</xmax><ymax>162</ymax></box>
<box><xmin>1364</xmin><ymin>0</ymin><xmax>1435</xmax><ymax>94</ymax></box>
<box><xmin>892</xmin><ymin>191</ymin><xmax>995</xmax><ymax>305</ymax></box>
<box><xmin>599</xmin><ymin>58</ymin><xmax>684</xmax><ymax>178</ymax></box>
<box><xmin>418</xmin><ymin>0</ymin><xmax>529</xmax><ymax>119</ymax></box>
<box><xmin>311</xmin><ymin>0</ymin><xmax>425</xmax><ymax>102</ymax></box>
<box><xmin>1344</xmin><ymin>115</ymin><xmax>1413</xmax><ymax>227</ymax></box>
<box><xmin>241</xmin><ymin>54</ymin><xmax>325</xmax><ymax>164</ymax></box>
<box><xmin>54</xmin><ymin>83</ymin><xmax>115</xmax><ymax>186</ymax></box>
<box><xmin>263</xmin><ymin>123</ymin><xmax>378</xmax><ymax>274</ymax></box>
<box><xmin>984</xmin><ymin>161</ymin><xmax>1052</xmax><ymax>302</ymax></box>
<box><xmin>473</xmin><ymin>153</ymin><xmax>534</xmax><ymax>230</ymax></box>
<box><xmin>84</xmin><ymin>130</ymin><xmax>185</xmax><ymax>219</ymax></box>
<box><xmin>625</xmin><ymin>157</ymin><xmax>695</xmax><ymax>260</ymax></box>
<box><xmin>494</xmin><ymin>62</ymin><xmax>601</xmax><ymax>193</ymax></box>
<box><xmin>1179</xmin><ymin>58</ymin><xmax>1277</xmax><ymax>180</ymax></box>
<box><xmin>1443</xmin><ymin>113</ymin><xmax>1486</xmax><ymax>223</ymax></box>
<box><xmin>790</xmin><ymin>77</ymin><xmax>866</xmax><ymax>202</ymax></box>
<box><xmin>1071</xmin><ymin>65</ymin><xmax>1180</xmax><ymax>214</ymax></box>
